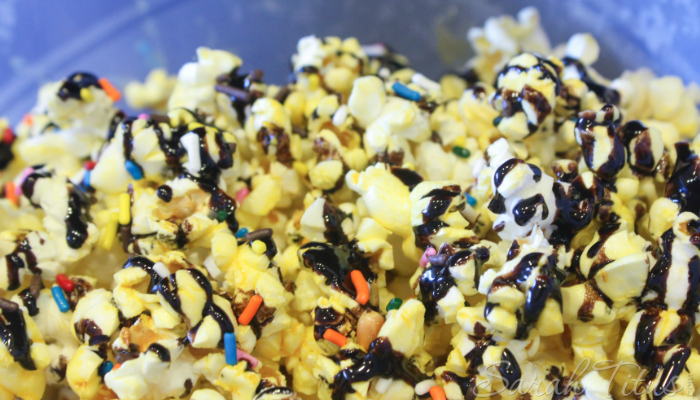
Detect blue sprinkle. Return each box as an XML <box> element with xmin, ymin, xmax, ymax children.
<box><xmin>99</xmin><ymin>360</ymin><xmax>114</xmax><ymax>376</ymax></box>
<box><xmin>235</xmin><ymin>228</ymin><xmax>248</xmax><ymax>239</ymax></box>
<box><xmin>51</xmin><ymin>286</ymin><xmax>70</xmax><ymax>313</ymax></box>
<box><xmin>82</xmin><ymin>170</ymin><xmax>91</xmax><ymax>188</ymax></box>
<box><xmin>124</xmin><ymin>160</ymin><xmax>143</xmax><ymax>180</ymax></box>
<box><xmin>392</xmin><ymin>82</ymin><xmax>421</xmax><ymax>102</ymax></box>
<box><xmin>466</xmin><ymin>194</ymin><xmax>477</xmax><ymax>207</ymax></box>
<box><xmin>224</xmin><ymin>332</ymin><xmax>237</xmax><ymax>365</ymax></box>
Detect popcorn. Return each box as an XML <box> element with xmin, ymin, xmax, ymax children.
<box><xmin>574</xmin><ymin>104</ymin><xmax>625</xmax><ymax>181</ymax></box>
<box><xmin>125</xmin><ymin>69</ymin><xmax>177</xmax><ymax>111</ymax></box>
<box><xmin>491</xmin><ymin>53</ymin><xmax>562</xmax><ymax>141</ymax></box>
<box><xmin>485</xmin><ymin>138</ymin><xmax>556</xmax><ymax>240</ymax></box>
<box><xmin>1</xmin><ymin>7</ymin><xmax>699</xmax><ymax>400</ymax></box>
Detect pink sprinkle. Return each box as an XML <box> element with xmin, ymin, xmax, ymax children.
<box><xmin>138</xmin><ymin>113</ymin><xmax>149</xmax><ymax>120</ymax></box>
<box><xmin>420</xmin><ymin>247</ymin><xmax>437</xmax><ymax>268</ymax></box>
<box><xmin>15</xmin><ymin>167</ymin><xmax>34</xmax><ymax>196</ymax></box>
<box><xmin>235</xmin><ymin>187</ymin><xmax>250</xmax><ymax>205</ymax></box>
<box><xmin>236</xmin><ymin>349</ymin><xmax>259</xmax><ymax>368</ymax></box>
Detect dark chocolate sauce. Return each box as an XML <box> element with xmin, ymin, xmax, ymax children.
<box><xmin>257</xmin><ymin>126</ymin><xmax>294</xmax><ymax>167</ymax></box>
<box><xmin>123</xmin><ymin>256</ymin><xmax>161</xmax><ymax>293</ymax></box>
<box><xmin>18</xmin><ymin>288</ymin><xmax>39</xmax><ymax>317</ymax></box>
<box><xmin>322</xmin><ymin>200</ymin><xmax>349</xmax><ymax>245</ymax></box>
<box><xmin>313</xmin><ymin>306</ymin><xmax>344</xmax><ymax>340</ymax></box>
<box><xmin>550</xmin><ymin>173</ymin><xmax>606</xmax><ymax>247</ymax></box>
<box><xmin>65</xmin><ymin>185</ymin><xmax>91</xmax><ymax>249</ymax></box>
<box><xmin>487</xmin><ymin>252</ymin><xmax>561</xmax><ymax>339</ymax></box>
<box><xmin>331</xmin><ymin>338</ymin><xmax>428</xmax><ymax>400</ymax></box>
<box><xmin>147</xmin><ymin>343</ymin><xmax>171</xmax><ymax>362</ymax></box>
<box><xmin>157</xmin><ymin>268</ymin><xmax>234</xmax><ymax>347</ymax></box>
<box><xmin>499</xmin><ymin>348</ymin><xmax>522</xmax><ymax>390</ymax></box>
<box><xmin>665</xmin><ymin>143</ymin><xmax>700</xmax><ymax>215</ymax></box>
<box><xmin>390</xmin><ymin>167</ymin><xmax>423</xmax><ymax>191</ymax></box>
<box><xmin>156</xmin><ymin>185</ymin><xmax>173</xmax><ymax>202</ymax></box>
<box><xmin>57</xmin><ymin>72</ymin><xmax>101</xmax><ymax>101</ymax></box>
<box><xmin>562</xmin><ymin>58</ymin><xmax>620</xmax><ymax>105</ymax></box>
<box><xmin>652</xmin><ymin>347</ymin><xmax>690</xmax><ymax>400</ymax></box>
<box><xmin>299</xmin><ymin>241</ymin><xmax>375</xmax><ymax>298</ymax></box>
<box><xmin>0</xmin><ymin>308</ymin><xmax>35</xmax><ymax>370</ymax></box>
<box><xmin>4</xmin><ymin>237</ymin><xmax>40</xmax><ymax>291</ymax></box>
<box><xmin>575</xmin><ymin>106</ymin><xmax>625</xmax><ymax>182</ymax></box>
<box><xmin>0</xmin><ymin>138</ymin><xmax>14</xmax><ymax>170</ymax></box>
<box><xmin>254</xmin><ymin>386</ymin><xmax>296</xmax><ymax>399</ymax></box>
<box><xmin>442</xmin><ymin>372</ymin><xmax>478</xmax><ymax>400</ymax></box>
<box><xmin>513</xmin><ymin>194</ymin><xmax>548</xmax><ymax>226</ymax></box>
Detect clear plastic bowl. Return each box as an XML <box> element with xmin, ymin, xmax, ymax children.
<box><xmin>0</xmin><ymin>0</ymin><xmax>698</xmax><ymax>122</ymax></box>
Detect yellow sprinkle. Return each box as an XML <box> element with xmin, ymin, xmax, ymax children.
<box><xmin>453</xmin><ymin>136</ymin><xmax>467</xmax><ymax>148</ymax></box>
<box><xmin>145</xmin><ymin>187</ymin><xmax>156</xmax><ymax>197</ymax></box>
<box><xmin>100</xmin><ymin>213</ymin><xmax>119</xmax><ymax>250</ymax></box>
<box><xmin>118</xmin><ymin>193</ymin><xmax>131</xmax><ymax>225</ymax></box>
<box><xmin>308</xmin><ymin>74</ymin><xmax>320</xmax><ymax>91</ymax></box>
<box><xmin>293</xmin><ymin>161</ymin><xmax>309</xmax><ymax>176</ymax></box>
<box><xmin>80</xmin><ymin>88</ymin><xmax>94</xmax><ymax>102</ymax></box>
<box><xmin>401</xmin><ymin>162</ymin><xmax>415</xmax><ymax>171</ymax></box>
<box><xmin>251</xmin><ymin>240</ymin><xmax>267</xmax><ymax>255</ymax></box>
<box><xmin>188</xmin><ymin>122</ymin><xmax>204</xmax><ymax>131</ymax></box>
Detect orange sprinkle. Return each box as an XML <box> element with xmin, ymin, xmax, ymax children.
<box><xmin>238</xmin><ymin>294</ymin><xmax>263</xmax><ymax>325</ymax></box>
<box><xmin>5</xmin><ymin>182</ymin><xmax>17</xmax><ymax>206</ymax></box>
<box><xmin>323</xmin><ymin>329</ymin><xmax>347</xmax><ymax>347</ymax></box>
<box><xmin>98</xmin><ymin>78</ymin><xmax>122</xmax><ymax>102</ymax></box>
<box><xmin>113</xmin><ymin>363</ymin><xmax>121</xmax><ymax>371</ymax></box>
<box><xmin>429</xmin><ymin>386</ymin><xmax>446</xmax><ymax>400</ymax></box>
<box><xmin>22</xmin><ymin>114</ymin><xmax>33</xmax><ymax>127</ymax></box>
<box><xmin>350</xmin><ymin>270</ymin><xmax>369</xmax><ymax>305</ymax></box>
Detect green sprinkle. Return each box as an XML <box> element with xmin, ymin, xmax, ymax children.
<box><xmin>452</xmin><ymin>146</ymin><xmax>471</xmax><ymax>159</ymax></box>
<box><xmin>216</xmin><ymin>210</ymin><xmax>228</xmax><ymax>222</ymax></box>
<box><xmin>493</xmin><ymin>116</ymin><xmax>503</xmax><ymax>126</ymax></box>
<box><xmin>386</xmin><ymin>298</ymin><xmax>403</xmax><ymax>312</ymax></box>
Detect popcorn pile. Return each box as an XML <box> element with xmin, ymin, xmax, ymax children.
<box><xmin>0</xmin><ymin>7</ymin><xmax>699</xmax><ymax>400</ymax></box>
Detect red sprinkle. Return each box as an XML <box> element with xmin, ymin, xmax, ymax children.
<box><xmin>2</xmin><ymin>128</ymin><xmax>13</xmax><ymax>144</ymax></box>
<box><xmin>56</xmin><ymin>274</ymin><xmax>75</xmax><ymax>292</ymax></box>
<box><xmin>235</xmin><ymin>187</ymin><xmax>250</xmax><ymax>205</ymax></box>
<box><xmin>84</xmin><ymin>160</ymin><xmax>96</xmax><ymax>171</ymax></box>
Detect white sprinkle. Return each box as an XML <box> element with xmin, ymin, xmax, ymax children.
<box><xmin>180</xmin><ymin>132</ymin><xmax>202</xmax><ymax>175</ymax></box>
<box><xmin>361</xmin><ymin>43</ymin><xmax>387</xmax><ymax>58</ymax></box>
<box><xmin>332</xmin><ymin>105</ymin><xmax>349</xmax><ymax>127</ymax></box>
<box><xmin>411</xmin><ymin>73</ymin><xmax>441</xmax><ymax>92</ymax></box>
<box><xmin>203</xmin><ymin>254</ymin><xmax>222</xmax><ymax>280</ymax></box>
<box><xmin>415</xmin><ymin>379</ymin><xmax>437</xmax><ymax>396</ymax></box>
<box><xmin>472</xmin><ymin>158</ymin><xmax>487</xmax><ymax>179</ymax></box>
<box><xmin>152</xmin><ymin>262</ymin><xmax>170</xmax><ymax>278</ymax></box>
<box><xmin>375</xmin><ymin>378</ymin><xmax>392</xmax><ymax>394</ymax></box>
<box><xmin>461</xmin><ymin>204</ymin><xmax>479</xmax><ymax>224</ymax></box>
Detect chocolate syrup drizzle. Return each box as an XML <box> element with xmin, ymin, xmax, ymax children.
<box><xmin>485</xmin><ymin>251</ymin><xmax>562</xmax><ymax>340</ymax></box>
<box><xmin>331</xmin><ymin>338</ymin><xmax>428</xmax><ymax>400</ymax></box>
<box><xmin>574</xmin><ymin>105</ymin><xmax>625</xmax><ymax>182</ymax></box>
<box><xmin>157</xmin><ymin>268</ymin><xmax>235</xmax><ymax>348</ymax></box>
<box><xmin>57</xmin><ymin>72</ymin><xmax>101</xmax><ymax>101</ymax></box>
<box><xmin>418</xmin><ymin>243</ymin><xmax>490</xmax><ymax>323</ymax></box>
<box><xmin>0</xmin><ymin>306</ymin><xmax>36</xmax><ymax>370</ymax></box>
<box><xmin>299</xmin><ymin>241</ymin><xmax>375</xmax><ymax>299</ymax></box>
